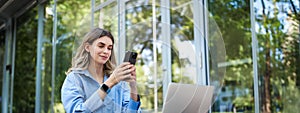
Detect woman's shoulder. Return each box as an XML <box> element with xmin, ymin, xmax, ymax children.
<box><xmin>67</xmin><ymin>69</ymin><xmax>88</xmax><ymax>76</ymax></box>
<box><xmin>63</xmin><ymin>70</ymin><xmax>90</xmax><ymax>87</ymax></box>
<box><xmin>65</xmin><ymin>69</ymin><xmax>89</xmax><ymax>80</ymax></box>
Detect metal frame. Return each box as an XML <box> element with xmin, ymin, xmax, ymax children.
<box><xmin>117</xmin><ymin>0</ymin><xmax>126</xmax><ymax>65</ymax></box>
<box><xmin>250</xmin><ymin>0</ymin><xmax>260</xmax><ymax>112</ymax></box>
<box><xmin>193</xmin><ymin>0</ymin><xmax>209</xmax><ymax>85</ymax></box>
<box><xmin>2</xmin><ymin>18</ymin><xmax>12</xmax><ymax>113</ymax></box>
<box><xmin>35</xmin><ymin>3</ymin><xmax>45</xmax><ymax>113</ymax></box>
<box><xmin>152</xmin><ymin>0</ymin><xmax>158</xmax><ymax>112</ymax></box>
<box><xmin>9</xmin><ymin>18</ymin><xmax>16</xmax><ymax>113</ymax></box>
<box><xmin>50</xmin><ymin>0</ymin><xmax>57</xmax><ymax>113</ymax></box>
<box><xmin>160</xmin><ymin>0</ymin><xmax>171</xmax><ymax>100</ymax></box>
<box><xmin>203</xmin><ymin>0</ymin><xmax>210</xmax><ymax>86</ymax></box>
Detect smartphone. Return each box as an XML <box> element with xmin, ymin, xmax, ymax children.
<box><xmin>123</xmin><ymin>51</ymin><xmax>138</xmax><ymax>65</ymax></box>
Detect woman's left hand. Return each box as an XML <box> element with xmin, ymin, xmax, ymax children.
<box><xmin>128</xmin><ymin>66</ymin><xmax>139</xmax><ymax>97</ymax></box>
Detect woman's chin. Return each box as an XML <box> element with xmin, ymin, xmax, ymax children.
<box><xmin>97</xmin><ymin>60</ymin><xmax>108</xmax><ymax>65</ymax></box>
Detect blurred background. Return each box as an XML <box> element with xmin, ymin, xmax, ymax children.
<box><xmin>0</xmin><ymin>0</ymin><xmax>299</xmax><ymax>113</ymax></box>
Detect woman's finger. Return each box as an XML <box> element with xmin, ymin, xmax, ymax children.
<box><xmin>119</xmin><ymin>62</ymin><xmax>130</xmax><ymax>68</ymax></box>
<box><xmin>124</xmin><ymin>76</ymin><xmax>136</xmax><ymax>82</ymax></box>
<box><xmin>121</xmin><ymin>74</ymin><xmax>132</xmax><ymax>81</ymax></box>
<box><xmin>120</xmin><ymin>64</ymin><xmax>133</xmax><ymax>72</ymax></box>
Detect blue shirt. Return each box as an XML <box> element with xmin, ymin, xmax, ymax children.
<box><xmin>61</xmin><ymin>69</ymin><xmax>141</xmax><ymax>113</ymax></box>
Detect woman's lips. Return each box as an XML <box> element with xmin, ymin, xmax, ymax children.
<box><xmin>101</xmin><ymin>56</ymin><xmax>108</xmax><ymax>60</ymax></box>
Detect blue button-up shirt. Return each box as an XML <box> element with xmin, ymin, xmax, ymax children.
<box><xmin>61</xmin><ymin>69</ymin><xmax>141</xmax><ymax>113</ymax></box>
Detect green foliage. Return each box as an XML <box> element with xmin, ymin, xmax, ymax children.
<box><xmin>208</xmin><ymin>0</ymin><xmax>254</xmax><ymax>112</ymax></box>
<box><xmin>51</xmin><ymin>0</ymin><xmax>90</xmax><ymax>112</ymax></box>
<box><xmin>208</xmin><ymin>0</ymin><xmax>300</xmax><ymax>112</ymax></box>
<box><xmin>255</xmin><ymin>0</ymin><xmax>300</xmax><ymax>112</ymax></box>
<box><xmin>13</xmin><ymin>6</ymin><xmax>38</xmax><ymax>113</ymax></box>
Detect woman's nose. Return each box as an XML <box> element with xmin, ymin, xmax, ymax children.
<box><xmin>103</xmin><ymin>48</ymin><xmax>109</xmax><ymax>53</ymax></box>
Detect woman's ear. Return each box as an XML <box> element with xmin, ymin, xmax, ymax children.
<box><xmin>84</xmin><ymin>43</ymin><xmax>90</xmax><ymax>52</ymax></box>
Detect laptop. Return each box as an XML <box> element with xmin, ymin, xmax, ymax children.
<box><xmin>162</xmin><ymin>83</ymin><xmax>215</xmax><ymax>113</ymax></box>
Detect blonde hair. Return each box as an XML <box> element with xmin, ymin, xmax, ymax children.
<box><xmin>66</xmin><ymin>28</ymin><xmax>116</xmax><ymax>75</ymax></box>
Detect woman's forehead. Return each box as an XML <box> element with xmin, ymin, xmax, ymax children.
<box><xmin>94</xmin><ymin>36</ymin><xmax>113</xmax><ymax>45</ymax></box>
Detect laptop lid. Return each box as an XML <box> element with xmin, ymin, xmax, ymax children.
<box><xmin>162</xmin><ymin>83</ymin><xmax>215</xmax><ymax>113</ymax></box>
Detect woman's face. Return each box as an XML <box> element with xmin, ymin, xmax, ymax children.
<box><xmin>86</xmin><ymin>36</ymin><xmax>113</xmax><ymax>65</ymax></box>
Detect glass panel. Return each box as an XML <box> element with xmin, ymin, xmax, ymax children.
<box><xmin>125</xmin><ymin>0</ymin><xmax>165</xmax><ymax>112</ymax></box>
<box><xmin>208</xmin><ymin>0</ymin><xmax>253</xmax><ymax>112</ymax></box>
<box><xmin>96</xmin><ymin>0</ymin><xmax>109</xmax><ymax>6</ymax></box>
<box><xmin>170</xmin><ymin>0</ymin><xmax>193</xmax><ymax>18</ymax></box>
<box><xmin>125</xmin><ymin>0</ymin><xmax>198</xmax><ymax>112</ymax></box>
<box><xmin>53</xmin><ymin>1</ymin><xmax>91</xmax><ymax>112</ymax></box>
<box><xmin>0</xmin><ymin>30</ymin><xmax>5</xmax><ymax>112</ymax></box>
<box><xmin>254</xmin><ymin>0</ymin><xmax>300</xmax><ymax>112</ymax></box>
<box><xmin>94</xmin><ymin>1</ymin><xmax>118</xmax><ymax>37</ymax></box>
<box><xmin>14</xmin><ymin>6</ymin><xmax>38</xmax><ymax>113</ymax></box>
<box><xmin>40</xmin><ymin>3</ymin><xmax>56</xmax><ymax>113</ymax></box>
<box><xmin>170</xmin><ymin>0</ymin><xmax>196</xmax><ymax>84</ymax></box>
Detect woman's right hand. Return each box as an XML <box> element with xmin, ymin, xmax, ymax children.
<box><xmin>105</xmin><ymin>62</ymin><xmax>135</xmax><ymax>88</ymax></box>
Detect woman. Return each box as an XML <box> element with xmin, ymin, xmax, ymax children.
<box><xmin>61</xmin><ymin>28</ymin><xmax>141</xmax><ymax>113</ymax></box>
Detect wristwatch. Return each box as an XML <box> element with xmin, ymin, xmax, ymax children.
<box><xmin>101</xmin><ymin>83</ymin><xmax>111</xmax><ymax>94</ymax></box>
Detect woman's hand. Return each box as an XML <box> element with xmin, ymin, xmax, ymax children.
<box><xmin>129</xmin><ymin>65</ymin><xmax>138</xmax><ymax>91</ymax></box>
<box><xmin>128</xmin><ymin>64</ymin><xmax>139</xmax><ymax>101</ymax></box>
<box><xmin>105</xmin><ymin>62</ymin><xmax>135</xmax><ymax>88</ymax></box>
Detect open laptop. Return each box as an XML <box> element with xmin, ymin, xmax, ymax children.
<box><xmin>162</xmin><ymin>83</ymin><xmax>215</xmax><ymax>113</ymax></box>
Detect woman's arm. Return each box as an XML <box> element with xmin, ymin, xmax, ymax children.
<box><xmin>121</xmin><ymin>82</ymin><xmax>141</xmax><ymax>113</ymax></box>
<box><xmin>61</xmin><ymin>73</ymin><xmax>112</xmax><ymax>113</ymax></box>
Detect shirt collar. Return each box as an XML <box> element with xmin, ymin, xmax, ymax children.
<box><xmin>72</xmin><ymin>69</ymin><xmax>108</xmax><ymax>81</ymax></box>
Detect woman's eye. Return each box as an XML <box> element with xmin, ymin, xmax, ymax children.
<box><xmin>108</xmin><ymin>47</ymin><xmax>113</xmax><ymax>50</ymax></box>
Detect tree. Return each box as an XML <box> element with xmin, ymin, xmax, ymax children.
<box><xmin>255</xmin><ymin>0</ymin><xmax>300</xmax><ymax>112</ymax></box>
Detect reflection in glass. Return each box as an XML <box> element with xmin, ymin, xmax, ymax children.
<box><xmin>14</xmin><ymin>7</ymin><xmax>38</xmax><ymax>113</ymax></box>
<box><xmin>125</xmin><ymin>1</ymin><xmax>161</xmax><ymax>111</ymax></box>
<box><xmin>54</xmin><ymin>1</ymin><xmax>91</xmax><ymax>112</ymax></box>
<box><xmin>94</xmin><ymin>1</ymin><xmax>118</xmax><ymax>36</ymax></box>
<box><xmin>125</xmin><ymin>0</ymin><xmax>204</xmax><ymax>112</ymax></box>
<box><xmin>254</xmin><ymin>0</ymin><xmax>300</xmax><ymax>112</ymax></box>
<box><xmin>208</xmin><ymin>0</ymin><xmax>253</xmax><ymax>112</ymax></box>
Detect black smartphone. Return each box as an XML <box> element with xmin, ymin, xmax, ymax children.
<box><xmin>123</xmin><ymin>51</ymin><xmax>138</xmax><ymax>65</ymax></box>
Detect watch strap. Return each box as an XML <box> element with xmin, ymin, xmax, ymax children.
<box><xmin>101</xmin><ymin>83</ymin><xmax>111</xmax><ymax>94</ymax></box>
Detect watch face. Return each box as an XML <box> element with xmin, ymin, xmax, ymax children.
<box><xmin>101</xmin><ymin>84</ymin><xmax>110</xmax><ymax>93</ymax></box>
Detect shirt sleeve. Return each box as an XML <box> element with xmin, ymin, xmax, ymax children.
<box><xmin>121</xmin><ymin>82</ymin><xmax>141</xmax><ymax>113</ymax></box>
<box><xmin>61</xmin><ymin>73</ymin><xmax>112</xmax><ymax>113</ymax></box>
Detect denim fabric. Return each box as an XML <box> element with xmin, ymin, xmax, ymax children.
<box><xmin>61</xmin><ymin>70</ymin><xmax>141</xmax><ymax>113</ymax></box>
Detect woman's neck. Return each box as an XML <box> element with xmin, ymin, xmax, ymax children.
<box><xmin>88</xmin><ymin>62</ymin><xmax>104</xmax><ymax>83</ymax></box>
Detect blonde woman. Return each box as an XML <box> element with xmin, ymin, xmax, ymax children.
<box><xmin>61</xmin><ymin>28</ymin><xmax>141</xmax><ymax>113</ymax></box>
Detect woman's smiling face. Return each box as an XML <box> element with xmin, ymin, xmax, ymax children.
<box><xmin>86</xmin><ymin>36</ymin><xmax>113</xmax><ymax>65</ymax></box>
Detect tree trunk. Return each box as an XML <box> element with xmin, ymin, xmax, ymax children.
<box><xmin>296</xmin><ymin>38</ymin><xmax>300</xmax><ymax>88</ymax></box>
<box><xmin>260</xmin><ymin>0</ymin><xmax>272</xmax><ymax>112</ymax></box>
<box><xmin>263</xmin><ymin>48</ymin><xmax>271</xmax><ymax>113</ymax></box>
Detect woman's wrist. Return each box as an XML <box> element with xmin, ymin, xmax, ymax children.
<box><xmin>105</xmin><ymin>76</ymin><xmax>118</xmax><ymax>88</ymax></box>
<box><xmin>130</xmin><ymin>88</ymin><xmax>139</xmax><ymax>102</ymax></box>
<box><xmin>130</xmin><ymin>82</ymin><xmax>138</xmax><ymax>94</ymax></box>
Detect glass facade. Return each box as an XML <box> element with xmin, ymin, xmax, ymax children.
<box><xmin>208</xmin><ymin>0</ymin><xmax>254</xmax><ymax>112</ymax></box>
<box><xmin>254</xmin><ymin>0</ymin><xmax>300</xmax><ymax>112</ymax></box>
<box><xmin>0</xmin><ymin>0</ymin><xmax>299</xmax><ymax>113</ymax></box>
<box><xmin>14</xmin><ymin>6</ymin><xmax>38</xmax><ymax>112</ymax></box>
